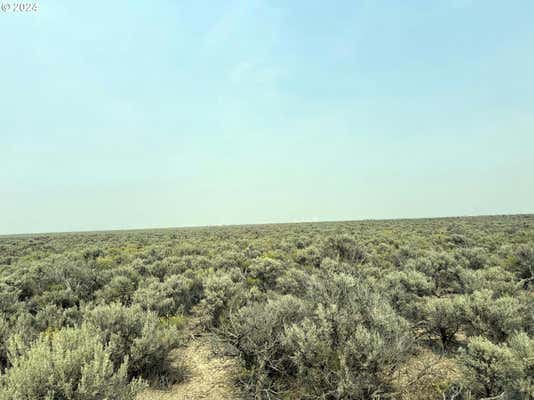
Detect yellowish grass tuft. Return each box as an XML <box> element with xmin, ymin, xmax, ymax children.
<box><xmin>393</xmin><ymin>348</ymin><xmax>462</xmax><ymax>400</ymax></box>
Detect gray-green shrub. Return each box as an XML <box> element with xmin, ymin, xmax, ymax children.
<box><xmin>83</xmin><ymin>303</ymin><xmax>180</xmax><ymax>385</ymax></box>
<box><xmin>0</xmin><ymin>324</ymin><xmax>145</xmax><ymax>400</ymax></box>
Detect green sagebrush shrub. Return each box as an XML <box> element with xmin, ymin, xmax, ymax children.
<box><xmin>0</xmin><ymin>317</ymin><xmax>8</xmax><ymax>371</ymax></box>
<box><xmin>275</xmin><ymin>267</ymin><xmax>312</xmax><ymax>295</ymax></box>
<box><xmin>461</xmin><ymin>266</ymin><xmax>517</xmax><ymax>297</ymax></box>
<box><xmin>288</xmin><ymin>273</ymin><xmax>413</xmax><ymax>399</ymax></box>
<box><xmin>458</xmin><ymin>247</ymin><xmax>489</xmax><ymax>270</ymax></box>
<box><xmin>221</xmin><ymin>294</ymin><xmax>308</xmax><ymax>398</ymax></box>
<box><xmin>195</xmin><ymin>272</ymin><xmax>245</xmax><ymax>328</ymax></box>
<box><xmin>132</xmin><ymin>273</ymin><xmax>201</xmax><ymax>316</ymax></box>
<box><xmin>0</xmin><ymin>324</ymin><xmax>145</xmax><ymax>400</ymax></box>
<box><xmin>419</xmin><ymin>295</ymin><xmax>468</xmax><ymax>348</ymax></box>
<box><xmin>318</xmin><ymin>257</ymin><xmax>357</xmax><ymax>276</ymax></box>
<box><xmin>459</xmin><ymin>332</ymin><xmax>534</xmax><ymax>399</ymax></box>
<box><xmin>459</xmin><ymin>336</ymin><xmax>512</xmax><ymax>398</ymax></box>
<box><xmin>465</xmin><ymin>290</ymin><xmax>527</xmax><ymax>343</ymax></box>
<box><xmin>0</xmin><ymin>282</ymin><xmax>20</xmax><ymax>317</ymax></box>
<box><xmin>506</xmin><ymin>331</ymin><xmax>534</xmax><ymax>399</ymax></box>
<box><xmin>212</xmin><ymin>250</ymin><xmax>248</xmax><ymax>272</ymax></box>
<box><xmin>293</xmin><ymin>245</ymin><xmax>322</xmax><ymax>267</ymax></box>
<box><xmin>408</xmin><ymin>252</ymin><xmax>466</xmax><ymax>295</ymax></box>
<box><xmin>0</xmin><ymin>304</ymin><xmax>83</xmax><ymax>371</ymax></box>
<box><xmin>383</xmin><ymin>269</ymin><xmax>434</xmax><ymax>320</ymax></box>
<box><xmin>95</xmin><ymin>274</ymin><xmax>137</xmax><ymax>305</ymax></box>
<box><xmin>16</xmin><ymin>256</ymin><xmax>102</xmax><ymax>308</ymax></box>
<box><xmin>222</xmin><ymin>273</ymin><xmax>413</xmax><ymax>399</ymax></box>
<box><xmin>246</xmin><ymin>257</ymin><xmax>285</xmax><ymax>291</ymax></box>
<box><xmin>322</xmin><ymin>234</ymin><xmax>366</xmax><ymax>264</ymax></box>
<box><xmin>83</xmin><ymin>303</ymin><xmax>180</xmax><ymax>386</ymax></box>
<box><xmin>511</xmin><ymin>244</ymin><xmax>534</xmax><ymax>289</ymax></box>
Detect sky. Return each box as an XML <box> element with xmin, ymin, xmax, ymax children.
<box><xmin>1</xmin><ymin>0</ymin><xmax>533</xmax><ymax>234</ymax></box>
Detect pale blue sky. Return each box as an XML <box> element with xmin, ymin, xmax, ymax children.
<box><xmin>1</xmin><ymin>0</ymin><xmax>533</xmax><ymax>234</ymax></box>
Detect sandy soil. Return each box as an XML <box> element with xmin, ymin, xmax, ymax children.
<box><xmin>138</xmin><ymin>335</ymin><xmax>242</xmax><ymax>400</ymax></box>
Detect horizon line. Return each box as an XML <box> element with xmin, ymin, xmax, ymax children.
<box><xmin>1</xmin><ymin>212</ymin><xmax>532</xmax><ymax>238</ymax></box>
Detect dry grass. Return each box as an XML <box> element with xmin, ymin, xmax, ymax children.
<box><xmin>138</xmin><ymin>335</ymin><xmax>242</xmax><ymax>400</ymax></box>
<box><xmin>393</xmin><ymin>348</ymin><xmax>462</xmax><ymax>400</ymax></box>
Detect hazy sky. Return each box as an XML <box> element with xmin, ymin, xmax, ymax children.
<box><xmin>1</xmin><ymin>0</ymin><xmax>533</xmax><ymax>234</ymax></box>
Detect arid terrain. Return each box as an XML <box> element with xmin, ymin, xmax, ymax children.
<box><xmin>1</xmin><ymin>215</ymin><xmax>533</xmax><ymax>399</ymax></box>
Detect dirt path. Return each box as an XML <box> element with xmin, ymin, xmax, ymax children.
<box><xmin>139</xmin><ymin>334</ymin><xmax>242</xmax><ymax>400</ymax></box>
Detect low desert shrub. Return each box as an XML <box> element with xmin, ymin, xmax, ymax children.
<box><xmin>132</xmin><ymin>274</ymin><xmax>196</xmax><ymax>316</ymax></box>
<box><xmin>83</xmin><ymin>303</ymin><xmax>181</xmax><ymax>386</ymax></box>
<box><xmin>458</xmin><ymin>336</ymin><xmax>514</xmax><ymax>398</ymax></box>
<box><xmin>409</xmin><ymin>252</ymin><xmax>465</xmax><ymax>295</ymax></box>
<box><xmin>223</xmin><ymin>273</ymin><xmax>413</xmax><ymax>399</ymax></box>
<box><xmin>0</xmin><ymin>317</ymin><xmax>9</xmax><ymax>371</ymax></box>
<box><xmin>285</xmin><ymin>274</ymin><xmax>414</xmax><ymax>399</ymax></box>
<box><xmin>322</xmin><ymin>235</ymin><xmax>366</xmax><ymax>264</ymax></box>
<box><xmin>506</xmin><ymin>331</ymin><xmax>534</xmax><ymax>399</ymax></box>
<box><xmin>95</xmin><ymin>275</ymin><xmax>137</xmax><ymax>305</ymax></box>
<box><xmin>246</xmin><ymin>257</ymin><xmax>285</xmax><ymax>291</ymax></box>
<box><xmin>511</xmin><ymin>244</ymin><xmax>534</xmax><ymax>289</ymax></box>
<box><xmin>0</xmin><ymin>324</ymin><xmax>145</xmax><ymax>400</ymax></box>
<box><xmin>458</xmin><ymin>247</ymin><xmax>489</xmax><ymax>270</ymax></box>
<box><xmin>465</xmin><ymin>290</ymin><xmax>526</xmax><ymax>342</ymax></box>
<box><xmin>195</xmin><ymin>272</ymin><xmax>243</xmax><ymax>328</ymax></box>
<box><xmin>383</xmin><ymin>269</ymin><xmax>434</xmax><ymax>320</ymax></box>
<box><xmin>221</xmin><ymin>295</ymin><xmax>309</xmax><ymax>397</ymax></box>
<box><xmin>293</xmin><ymin>245</ymin><xmax>322</xmax><ymax>267</ymax></box>
<box><xmin>419</xmin><ymin>295</ymin><xmax>469</xmax><ymax>348</ymax></box>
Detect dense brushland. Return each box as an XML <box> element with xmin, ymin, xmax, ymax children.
<box><xmin>0</xmin><ymin>215</ymin><xmax>533</xmax><ymax>400</ymax></box>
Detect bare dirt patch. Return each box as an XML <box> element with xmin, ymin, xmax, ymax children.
<box><xmin>139</xmin><ymin>334</ymin><xmax>242</xmax><ymax>400</ymax></box>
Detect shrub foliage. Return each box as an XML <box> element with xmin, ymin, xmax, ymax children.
<box><xmin>0</xmin><ymin>214</ymin><xmax>533</xmax><ymax>399</ymax></box>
